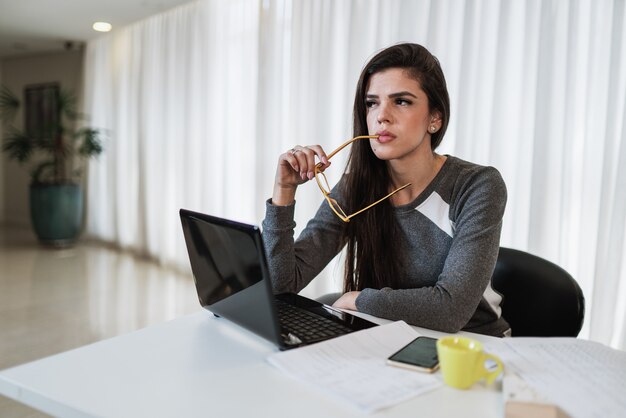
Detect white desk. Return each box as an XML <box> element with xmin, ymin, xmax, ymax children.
<box><xmin>0</xmin><ymin>310</ymin><xmax>503</xmax><ymax>418</ymax></box>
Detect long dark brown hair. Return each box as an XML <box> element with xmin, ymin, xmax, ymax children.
<box><xmin>342</xmin><ymin>43</ymin><xmax>450</xmax><ymax>293</ymax></box>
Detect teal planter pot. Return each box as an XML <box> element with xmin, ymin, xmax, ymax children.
<box><xmin>30</xmin><ymin>184</ymin><xmax>83</xmax><ymax>246</ymax></box>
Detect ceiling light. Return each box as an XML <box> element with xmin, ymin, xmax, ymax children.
<box><xmin>92</xmin><ymin>22</ymin><xmax>112</xmax><ymax>32</ymax></box>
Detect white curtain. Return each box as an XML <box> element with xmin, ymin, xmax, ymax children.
<box><xmin>84</xmin><ymin>0</ymin><xmax>261</xmax><ymax>269</ymax></box>
<box><xmin>84</xmin><ymin>0</ymin><xmax>626</xmax><ymax>349</ymax></box>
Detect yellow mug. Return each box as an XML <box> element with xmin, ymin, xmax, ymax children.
<box><xmin>436</xmin><ymin>336</ymin><xmax>503</xmax><ymax>389</ymax></box>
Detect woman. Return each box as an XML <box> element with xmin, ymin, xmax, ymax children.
<box><xmin>263</xmin><ymin>43</ymin><xmax>510</xmax><ymax>337</ymax></box>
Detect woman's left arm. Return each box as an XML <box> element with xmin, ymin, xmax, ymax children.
<box><xmin>353</xmin><ymin>166</ymin><xmax>507</xmax><ymax>333</ymax></box>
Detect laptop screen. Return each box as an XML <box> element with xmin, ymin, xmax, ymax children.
<box><xmin>182</xmin><ymin>215</ymin><xmax>263</xmax><ymax>306</ymax></box>
<box><xmin>180</xmin><ymin>209</ymin><xmax>284</xmax><ymax>347</ymax></box>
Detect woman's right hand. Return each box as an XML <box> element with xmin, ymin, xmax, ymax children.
<box><xmin>272</xmin><ymin>145</ymin><xmax>330</xmax><ymax>206</ymax></box>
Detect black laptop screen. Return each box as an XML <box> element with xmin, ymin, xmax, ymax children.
<box><xmin>183</xmin><ymin>216</ymin><xmax>263</xmax><ymax>306</ymax></box>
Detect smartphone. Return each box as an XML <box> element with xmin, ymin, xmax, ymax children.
<box><xmin>386</xmin><ymin>336</ymin><xmax>439</xmax><ymax>373</ymax></box>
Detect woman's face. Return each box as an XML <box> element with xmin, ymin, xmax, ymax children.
<box><xmin>365</xmin><ymin>68</ymin><xmax>439</xmax><ymax>161</ymax></box>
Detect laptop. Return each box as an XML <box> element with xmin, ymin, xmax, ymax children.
<box><xmin>179</xmin><ymin>208</ymin><xmax>377</xmax><ymax>350</ymax></box>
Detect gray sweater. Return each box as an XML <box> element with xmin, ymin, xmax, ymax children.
<box><xmin>262</xmin><ymin>156</ymin><xmax>510</xmax><ymax>337</ymax></box>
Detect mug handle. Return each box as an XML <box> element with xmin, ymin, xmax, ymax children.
<box><xmin>482</xmin><ymin>353</ymin><xmax>503</xmax><ymax>385</ymax></box>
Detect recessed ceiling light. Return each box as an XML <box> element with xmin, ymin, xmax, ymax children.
<box><xmin>93</xmin><ymin>22</ymin><xmax>112</xmax><ymax>32</ymax></box>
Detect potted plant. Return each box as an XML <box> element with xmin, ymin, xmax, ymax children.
<box><xmin>0</xmin><ymin>83</ymin><xmax>103</xmax><ymax>246</ymax></box>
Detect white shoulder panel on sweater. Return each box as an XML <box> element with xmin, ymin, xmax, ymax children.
<box><xmin>483</xmin><ymin>284</ymin><xmax>503</xmax><ymax>317</ymax></box>
<box><xmin>415</xmin><ymin>191</ymin><xmax>453</xmax><ymax>237</ymax></box>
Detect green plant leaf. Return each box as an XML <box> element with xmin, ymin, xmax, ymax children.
<box><xmin>2</xmin><ymin>129</ymin><xmax>34</xmax><ymax>162</ymax></box>
<box><xmin>76</xmin><ymin>128</ymin><xmax>103</xmax><ymax>156</ymax></box>
<box><xmin>58</xmin><ymin>89</ymin><xmax>79</xmax><ymax>120</ymax></box>
<box><xmin>0</xmin><ymin>85</ymin><xmax>20</xmax><ymax>124</ymax></box>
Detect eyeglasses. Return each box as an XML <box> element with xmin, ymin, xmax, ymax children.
<box><xmin>314</xmin><ymin>135</ymin><xmax>411</xmax><ymax>222</ymax></box>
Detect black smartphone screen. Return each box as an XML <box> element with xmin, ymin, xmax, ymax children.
<box><xmin>388</xmin><ymin>336</ymin><xmax>439</xmax><ymax>369</ymax></box>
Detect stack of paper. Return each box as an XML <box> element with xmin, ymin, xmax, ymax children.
<box><xmin>485</xmin><ymin>338</ymin><xmax>626</xmax><ymax>418</ymax></box>
<box><xmin>267</xmin><ymin>321</ymin><xmax>442</xmax><ymax>413</ymax></box>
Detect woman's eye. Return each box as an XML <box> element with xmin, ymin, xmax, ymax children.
<box><xmin>395</xmin><ymin>98</ymin><xmax>411</xmax><ymax>106</ymax></box>
<box><xmin>365</xmin><ymin>100</ymin><xmax>376</xmax><ymax>108</ymax></box>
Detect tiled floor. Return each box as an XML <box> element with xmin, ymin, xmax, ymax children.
<box><xmin>0</xmin><ymin>225</ymin><xmax>200</xmax><ymax>417</ymax></box>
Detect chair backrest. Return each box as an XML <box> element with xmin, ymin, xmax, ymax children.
<box><xmin>491</xmin><ymin>247</ymin><xmax>585</xmax><ymax>337</ymax></box>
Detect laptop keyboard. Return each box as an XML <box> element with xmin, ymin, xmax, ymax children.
<box><xmin>275</xmin><ymin>299</ymin><xmax>352</xmax><ymax>344</ymax></box>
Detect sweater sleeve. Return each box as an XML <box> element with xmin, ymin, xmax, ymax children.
<box><xmin>261</xmin><ymin>188</ymin><xmax>347</xmax><ymax>294</ymax></box>
<box><xmin>355</xmin><ymin>166</ymin><xmax>507</xmax><ymax>333</ymax></box>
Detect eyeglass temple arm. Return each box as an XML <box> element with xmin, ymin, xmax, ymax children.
<box><xmin>327</xmin><ymin>135</ymin><xmax>379</xmax><ymax>159</ymax></box>
<box><xmin>344</xmin><ymin>182</ymin><xmax>412</xmax><ymax>221</ymax></box>
<box><xmin>316</xmin><ymin>135</ymin><xmax>379</xmax><ymax>170</ymax></box>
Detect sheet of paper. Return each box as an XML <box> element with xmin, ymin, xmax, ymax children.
<box><xmin>267</xmin><ymin>321</ymin><xmax>442</xmax><ymax>413</ymax></box>
<box><xmin>485</xmin><ymin>338</ymin><xmax>626</xmax><ymax>418</ymax></box>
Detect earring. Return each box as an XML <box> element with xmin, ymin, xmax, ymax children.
<box><xmin>430</xmin><ymin>125</ymin><xmax>437</xmax><ymax>133</ymax></box>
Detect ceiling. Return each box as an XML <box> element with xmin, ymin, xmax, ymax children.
<box><xmin>0</xmin><ymin>0</ymin><xmax>196</xmax><ymax>59</ymax></box>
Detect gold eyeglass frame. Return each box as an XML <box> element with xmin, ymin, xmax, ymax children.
<box><xmin>313</xmin><ymin>135</ymin><xmax>411</xmax><ymax>223</ymax></box>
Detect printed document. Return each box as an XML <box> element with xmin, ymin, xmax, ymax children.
<box><xmin>485</xmin><ymin>338</ymin><xmax>626</xmax><ymax>418</ymax></box>
<box><xmin>267</xmin><ymin>321</ymin><xmax>441</xmax><ymax>413</ymax></box>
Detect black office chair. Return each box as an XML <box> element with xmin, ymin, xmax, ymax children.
<box><xmin>492</xmin><ymin>247</ymin><xmax>585</xmax><ymax>337</ymax></box>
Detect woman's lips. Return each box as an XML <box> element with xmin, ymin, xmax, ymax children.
<box><xmin>375</xmin><ymin>131</ymin><xmax>396</xmax><ymax>143</ymax></box>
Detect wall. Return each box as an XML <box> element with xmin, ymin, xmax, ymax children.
<box><xmin>0</xmin><ymin>50</ymin><xmax>83</xmax><ymax>226</ymax></box>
